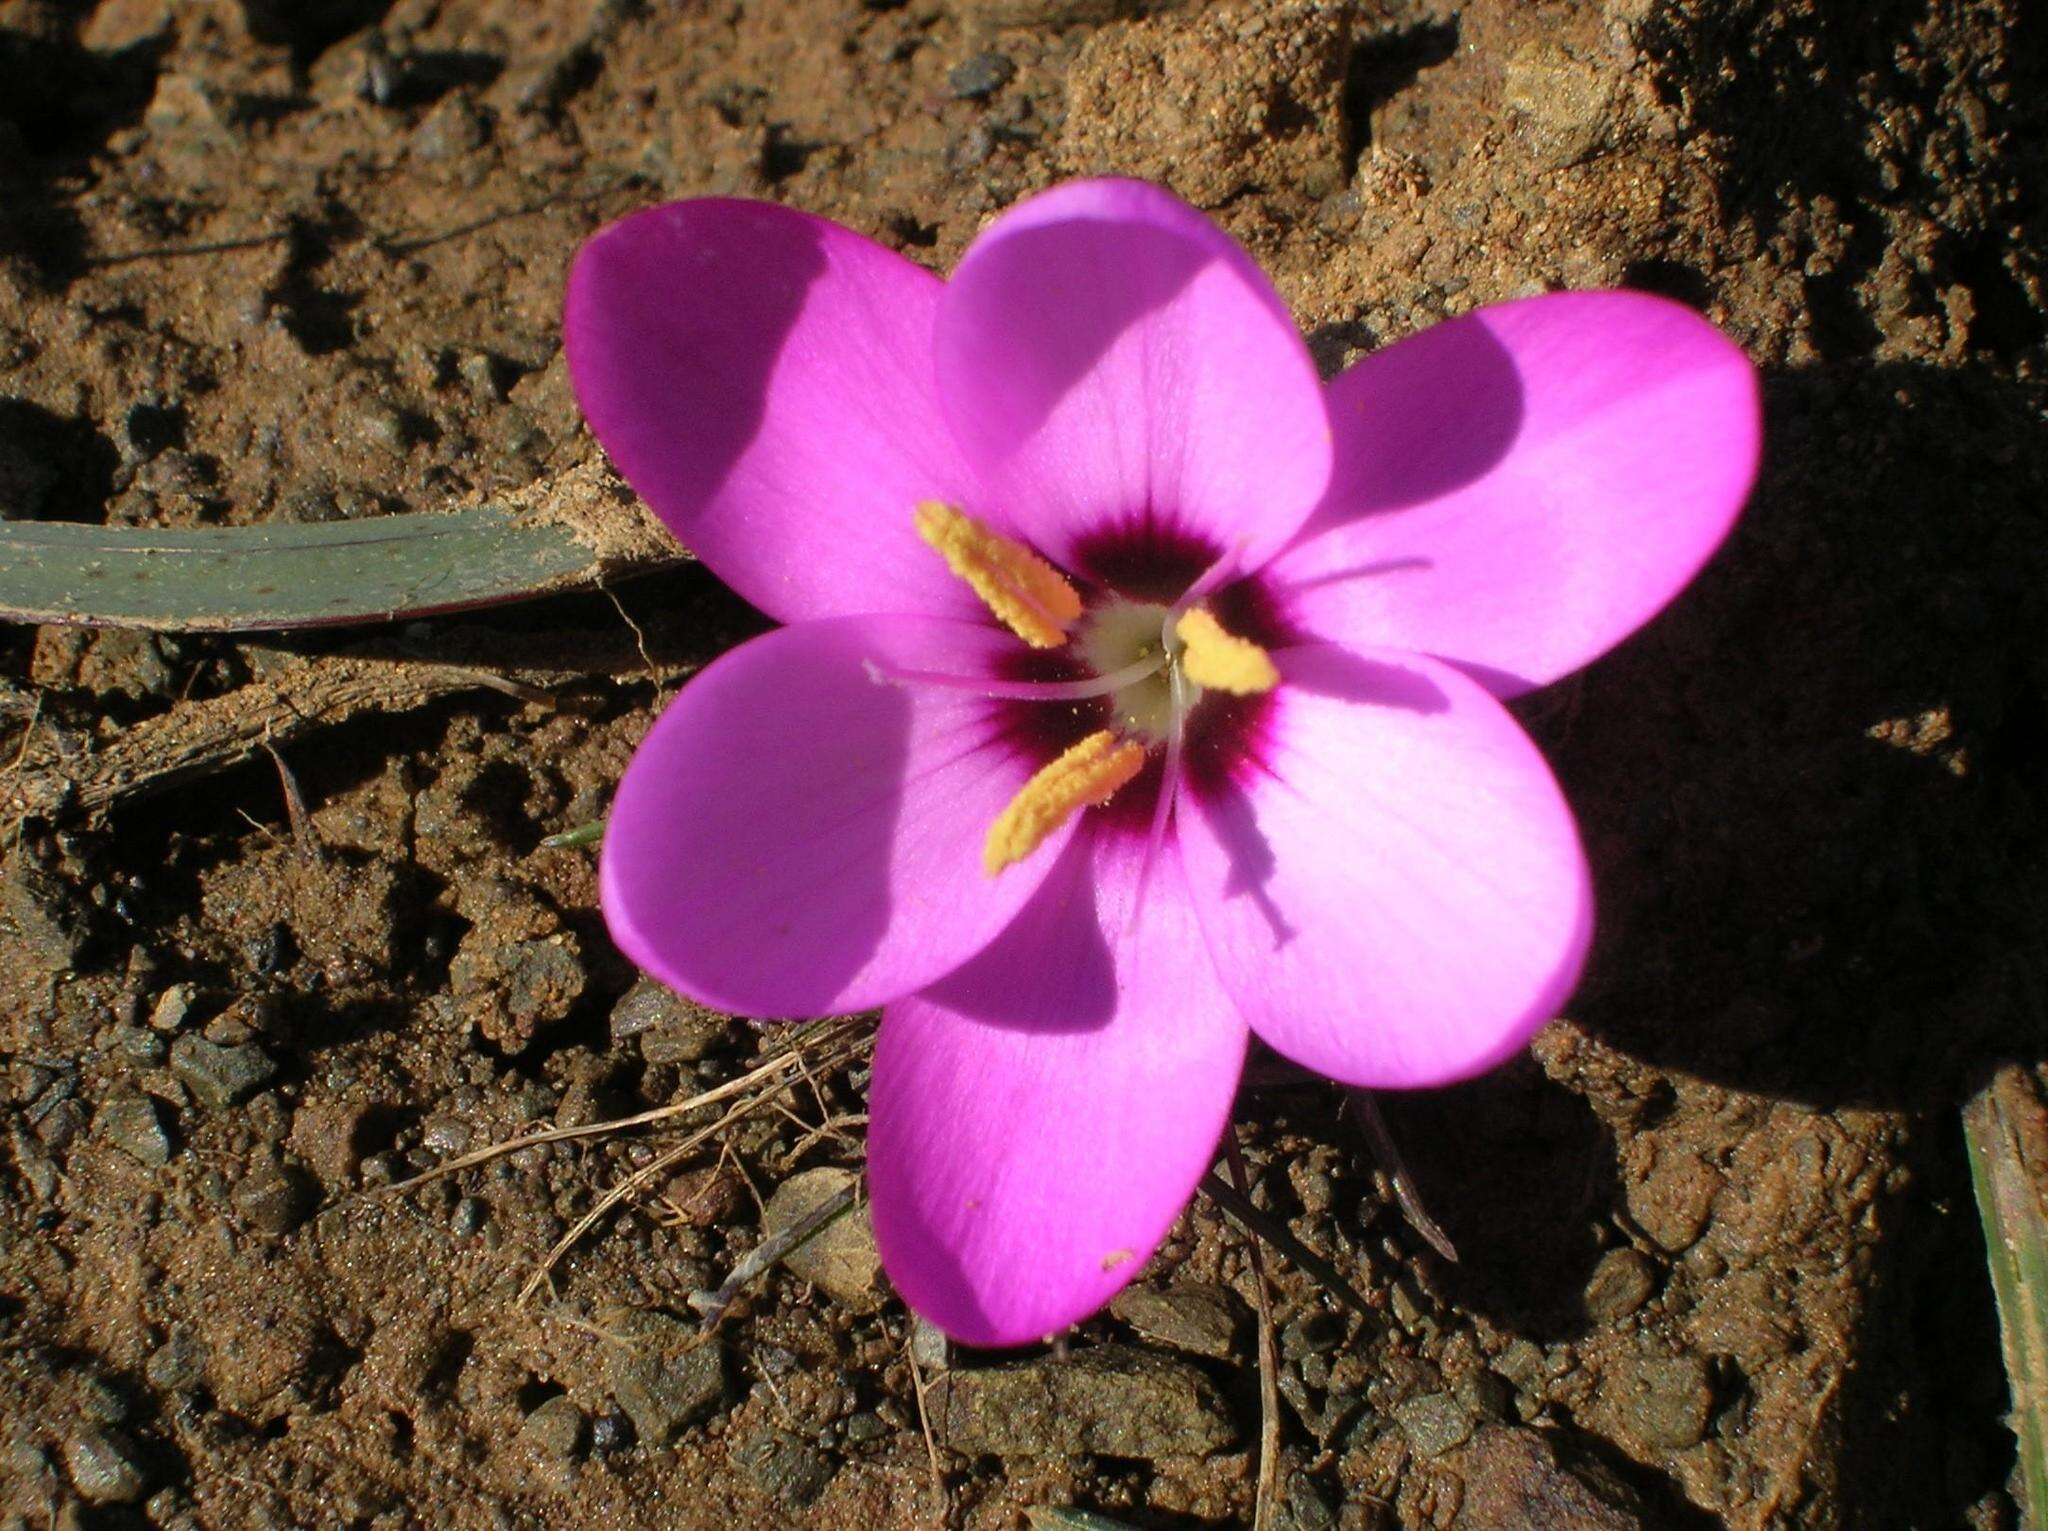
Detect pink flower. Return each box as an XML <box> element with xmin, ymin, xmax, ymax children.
<box><xmin>564</xmin><ymin>179</ymin><xmax>1760</xmax><ymax>1346</ymax></box>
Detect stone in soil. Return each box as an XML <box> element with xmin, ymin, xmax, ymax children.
<box><xmin>933</xmin><ymin>1343</ymin><xmax>1236</xmax><ymax>1458</ymax></box>
<box><xmin>63</xmin><ymin>1428</ymin><xmax>148</xmax><ymax>1505</ymax></box>
<box><xmin>1109</xmin><ymin>1281</ymin><xmax>1247</xmax><ymax>1359</ymax></box>
<box><xmin>1393</xmin><ymin>1390</ymin><xmax>1477</xmax><ymax>1458</ymax></box>
<box><xmin>148</xmin><ymin>983</ymin><xmax>196</xmax><ymax>1031</ymax></box>
<box><xmin>1446</xmin><ymin>1425</ymin><xmax>1646</xmax><ymax>1530</ymax></box>
<box><xmin>0</xmin><ymin>860</ymin><xmax>92</xmax><ymax>969</ymax></box>
<box><xmin>1583</xmin><ymin>1247</ymin><xmax>1657</xmax><ymax>1324</ymax></box>
<box><xmin>947</xmin><ymin>52</ymin><xmax>1016</xmax><ymax>100</ymax></box>
<box><xmin>759</xmin><ymin>1167</ymin><xmax>883</xmax><ymax>1311</ymax></box>
<box><xmin>144</xmin><ymin>1328</ymin><xmax>207</xmax><ymax>1393</ymax></box>
<box><xmin>169</xmin><ymin>1033</ymin><xmax>277</xmax><ymax>1111</ymax></box>
<box><xmin>96</xmin><ymin>1091</ymin><xmax>175</xmax><ymax>1167</ymax></box>
<box><xmin>601</xmin><ymin>1310</ymin><xmax>729</xmax><ymax>1446</ymax></box>
<box><xmin>1600</xmin><ymin>1352</ymin><xmax>1713</xmax><ymax>1452</ymax></box>
<box><xmin>231</xmin><ymin>1156</ymin><xmax>316</xmax><ymax>1235</ymax></box>
<box><xmin>287</xmin><ymin>1096</ymin><xmax>369</xmax><ymax>1189</ymax></box>
<box><xmin>733</xmin><ymin>1426</ymin><xmax>835</xmax><ymax>1509</ymax></box>
<box><xmin>609</xmin><ymin>975</ymin><xmax>730</xmax><ymax>1063</ymax></box>
<box><xmin>522</xmin><ymin>1394</ymin><xmax>586</xmax><ymax>1459</ymax></box>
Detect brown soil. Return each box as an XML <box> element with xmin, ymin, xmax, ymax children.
<box><xmin>2</xmin><ymin>0</ymin><xmax>2044</xmax><ymax>1527</ymax></box>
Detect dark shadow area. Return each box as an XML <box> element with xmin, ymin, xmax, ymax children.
<box><xmin>0</xmin><ymin>398</ymin><xmax>122</xmax><ymax>523</ymax></box>
<box><xmin>357</xmin><ymin>43</ymin><xmax>503</xmax><ymax>110</ymax></box>
<box><xmin>237</xmin><ymin>0</ymin><xmax>397</xmax><ymax>70</ymax></box>
<box><xmin>1340</xmin><ymin>19</ymin><xmax>1459</xmax><ymax>179</ymax></box>
<box><xmin>1638</xmin><ymin>1</ymin><xmax>2046</xmax><ymax>368</ymax></box>
<box><xmin>1522</xmin><ymin>355</ymin><xmax>2041</xmax><ymax>1526</ymax></box>
<box><xmin>1829</xmin><ymin>1104</ymin><xmax>2018</xmax><ymax>1528</ymax></box>
<box><xmin>1551</xmin><ymin>359</ymin><xmax>2045</xmax><ymax>1117</ymax></box>
<box><xmin>265</xmin><ymin>209</ymin><xmax>370</xmax><ymax>357</ymax></box>
<box><xmin>1620</xmin><ymin>258</ymin><xmax>1716</xmax><ymax>312</ymax></box>
<box><xmin>0</xmin><ymin>19</ymin><xmax>167</xmax><ymax>282</ymax></box>
<box><xmin>1376</xmin><ymin>1056</ymin><xmax>1620</xmax><ymax>1345</ymax></box>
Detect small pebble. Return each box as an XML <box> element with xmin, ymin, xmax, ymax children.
<box><xmin>169</xmin><ymin>1034</ymin><xmax>277</xmax><ymax>1111</ymax></box>
<box><xmin>451</xmin><ymin>1197</ymin><xmax>488</xmax><ymax>1237</ymax></box>
<box><xmin>97</xmin><ymin>1092</ymin><xmax>175</xmax><ymax>1168</ymax></box>
<box><xmin>232</xmin><ymin>1159</ymin><xmax>315</xmax><ymax>1235</ymax></box>
<box><xmin>63</xmin><ymin>1428</ymin><xmax>147</xmax><ymax>1505</ymax></box>
<box><xmin>1393</xmin><ymin>1391</ymin><xmax>1476</xmax><ymax>1458</ymax></box>
<box><xmin>1584</xmin><ymin>1247</ymin><xmax>1657</xmax><ymax>1324</ymax></box>
<box><xmin>589</xmin><ymin>1409</ymin><xmax>634</xmax><ymax>1456</ymax></box>
<box><xmin>113</xmin><ymin>1027</ymin><xmax>167</xmax><ymax>1067</ymax></box>
<box><xmin>522</xmin><ymin>1394</ymin><xmax>586</xmax><ymax>1459</ymax></box>
<box><xmin>148</xmin><ymin>984</ymin><xmax>195</xmax><ymax>1032</ymax></box>
<box><xmin>947</xmin><ymin>51</ymin><xmax>1016</xmax><ymax>100</ymax></box>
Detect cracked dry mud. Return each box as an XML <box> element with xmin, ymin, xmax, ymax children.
<box><xmin>2</xmin><ymin>0</ymin><xmax>2044</xmax><ymax>1527</ymax></box>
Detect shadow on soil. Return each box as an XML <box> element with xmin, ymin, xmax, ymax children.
<box><xmin>1555</xmin><ymin>359</ymin><xmax>2045</xmax><ymax>1117</ymax></box>
<box><xmin>1366</xmin><ymin>349</ymin><xmax>2041</xmax><ymax>1522</ymax></box>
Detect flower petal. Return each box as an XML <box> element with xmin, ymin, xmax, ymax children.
<box><xmin>935</xmin><ymin>179</ymin><xmax>1332</xmax><ymax>585</ymax></box>
<box><xmin>869</xmin><ymin>828</ymin><xmax>1247</xmax><ymax>1346</ymax></box>
<box><xmin>601</xmin><ymin>615</ymin><xmax>1070</xmax><ymax>1016</ymax></box>
<box><xmin>1263</xmin><ymin>292</ymin><xmax>1762</xmax><ymax>696</ymax></box>
<box><xmin>566</xmin><ymin>199</ymin><xmax>988</xmax><ymax>625</ymax></box>
<box><xmin>1178</xmin><ymin>645</ymin><xmax>1592</xmax><ymax>1088</ymax></box>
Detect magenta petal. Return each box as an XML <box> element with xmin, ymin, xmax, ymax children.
<box><xmin>935</xmin><ymin>179</ymin><xmax>1332</xmax><ymax>582</ymax></box>
<box><xmin>600</xmin><ymin>615</ymin><xmax>1070</xmax><ymax>1017</ymax></box>
<box><xmin>1264</xmin><ymin>292</ymin><xmax>1762</xmax><ymax>696</ymax></box>
<box><xmin>566</xmin><ymin>200</ymin><xmax>988</xmax><ymax>625</ymax></box>
<box><xmin>1179</xmin><ymin>645</ymin><xmax>1592</xmax><ymax>1088</ymax></box>
<box><xmin>869</xmin><ymin>830</ymin><xmax>1247</xmax><ymax>1346</ymax></box>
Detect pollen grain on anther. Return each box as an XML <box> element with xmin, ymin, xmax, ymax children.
<box><xmin>984</xmin><ymin>729</ymin><xmax>1146</xmax><ymax>875</ymax></box>
<box><xmin>1176</xmin><ymin>607</ymin><xmax>1280</xmax><ymax>695</ymax></box>
<box><xmin>914</xmin><ymin>501</ymin><xmax>1083</xmax><ymax>650</ymax></box>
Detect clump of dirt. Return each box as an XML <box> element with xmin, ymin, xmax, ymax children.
<box><xmin>2</xmin><ymin>0</ymin><xmax>2043</xmax><ymax>1526</ymax></box>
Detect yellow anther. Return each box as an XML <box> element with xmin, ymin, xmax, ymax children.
<box><xmin>984</xmin><ymin>730</ymin><xmax>1147</xmax><ymax>876</ymax></box>
<box><xmin>1175</xmin><ymin>608</ymin><xmax>1279</xmax><ymax>695</ymax></box>
<box><xmin>915</xmin><ymin>501</ymin><xmax>1083</xmax><ymax>650</ymax></box>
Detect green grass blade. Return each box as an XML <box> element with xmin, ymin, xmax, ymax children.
<box><xmin>1964</xmin><ymin>1069</ymin><xmax>2048</xmax><ymax>1527</ymax></box>
<box><xmin>0</xmin><ymin>502</ymin><xmax>678</xmax><ymax>633</ymax></box>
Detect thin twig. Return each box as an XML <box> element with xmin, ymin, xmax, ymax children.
<box><xmin>687</xmin><ymin>1181</ymin><xmax>858</xmax><ymax>1328</ymax></box>
<box><xmin>512</xmin><ymin>1029</ymin><xmax>872</xmax><ymax>1305</ymax></box>
<box><xmin>1226</xmin><ymin>1137</ymin><xmax>1283</xmax><ymax>1531</ymax></box>
<box><xmin>86</xmin><ymin>230</ymin><xmax>293</xmax><ymax>267</ymax></box>
<box><xmin>376</xmin><ymin>1020</ymin><xmax>863</xmax><ymax>1198</ymax></box>
<box><xmin>1346</xmin><ymin>1089</ymin><xmax>1459</xmax><ymax>1263</ymax></box>
<box><xmin>518</xmin><ymin>1102</ymin><xmax>748</xmax><ymax>1306</ymax></box>
<box><xmin>261</xmin><ymin>741</ymin><xmax>321</xmax><ymax>862</ymax></box>
<box><xmin>906</xmin><ymin>1318</ymin><xmax>951</xmax><ymax>1527</ymax></box>
<box><xmin>1198</xmin><ymin>1172</ymin><xmax>1374</xmax><ymax>1319</ymax></box>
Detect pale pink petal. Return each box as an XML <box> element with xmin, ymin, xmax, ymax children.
<box><xmin>601</xmin><ymin>615</ymin><xmax>1069</xmax><ymax>1017</ymax></box>
<box><xmin>1264</xmin><ymin>291</ymin><xmax>1762</xmax><ymax>696</ymax></box>
<box><xmin>1178</xmin><ymin>645</ymin><xmax>1592</xmax><ymax>1088</ymax></box>
<box><xmin>869</xmin><ymin>828</ymin><xmax>1247</xmax><ymax>1346</ymax></box>
<box><xmin>566</xmin><ymin>199</ymin><xmax>988</xmax><ymax>625</ymax></box>
<box><xmin>935</xmin><ymin>179</ymin><xmax>1332</xmax><ymax>586</ymax></box>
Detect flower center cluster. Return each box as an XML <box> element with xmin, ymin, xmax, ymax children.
<box><xmin>904</xmin><ymin>502</ymin><xmax>1279</xmax><ymax>875</ymax></box>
